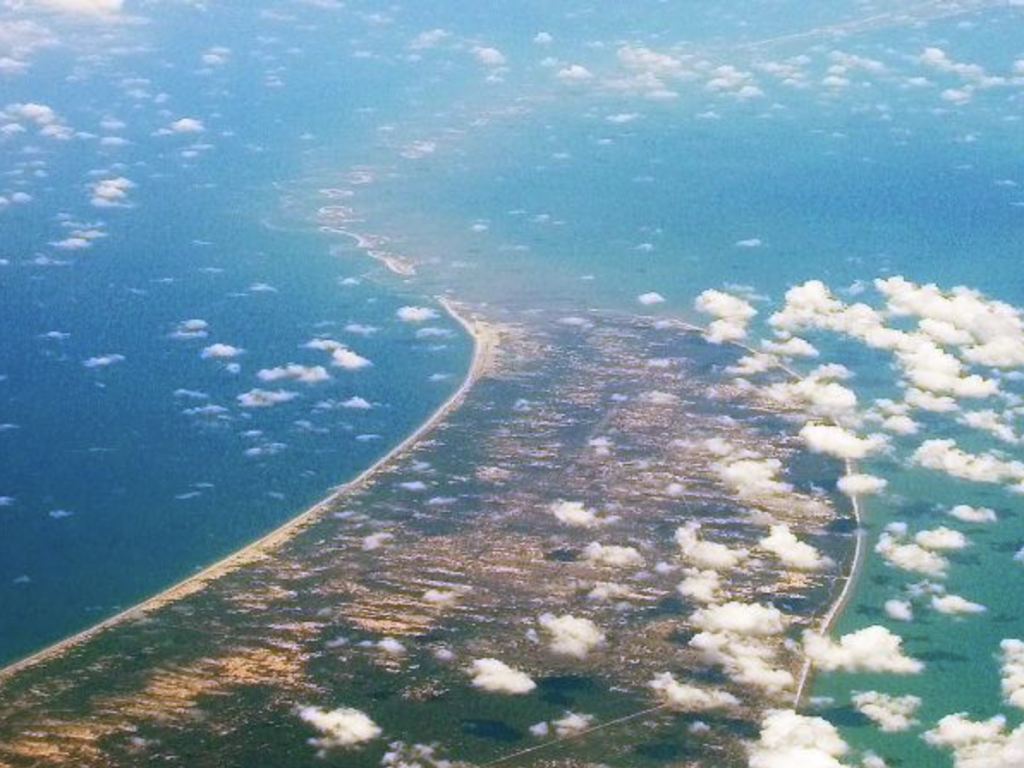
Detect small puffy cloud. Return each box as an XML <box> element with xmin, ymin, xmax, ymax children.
<box><xmin>550</xmin><ymin>500</ymin><xmax>602</xmax><ymax>528</ymax></box>
<box><xmin>637</xmin><ymin>291</ymin><xmax>665</xmax><ymax>306</ymax></box>
<box><xmin>914</xmin><ymin>526</ymin><xmax>968</xmax><ymax>551</ymax></box>
<box><xmin>471</xmin><ymin>46</ymin><xmax>506</xmax><ymax>67</ymax></box>
<box><xmin>918</xmin><ymin>47</ymin><xmax>989</xmax><ymax>81</ymax></box>
<box><xmin>201</xmin><ymin>45</ymin><xmax>231</xmax><ymax>66</ymax></box>
<box><xmin>694</xmin><ymin>289</ymin><xmax>757</xmax><ymax>344</ymax></box>
<box><xmin>167</xmin><ymin>117</ymin><xmax>205</xmax><ymax>134</ymax></box>
<box><xmin>884</xmin><ymin>599</ymin><xmax>914</xmax><ymax>622</ymax></box>
<box><xmin>852</xmin><ymin>691</ymin><xmax>921</xmax><ymax>732</ymax></box>
<box><xmin>5</xmin><ymin>102</ymin><xmax>55</xmax><ymax>124</ymax></box>
<box><xmin>759</xmin><ymin>525</ymin><xmax>832</xmax><ymax>571</ymax></box>
<box><xmin>959</xmin><ymin>409</ymin><xmax>1020</xmax><ymax>444</ymax></box>
<box><xmin>396</xmin><ymin>306</ymin><xmax>439</xmax><ymax>323</ymax></box>
<box><xmin>736</xmin><ymin>238</ymin><xmax>763</xmax><ymax>248</ymax></box>
<box><xmin>201</xmin><ymin>343</ymin><xmax>243</xmax><ymax>359</ymax></box>
<box><xmin>924</xmin><ymin>713</ymin><xmax>1024</xmax><ymax>767</ymax></box>
<box><xmin>340</xmin><ymin>396</ymin><xmax>371</xmax><ymax>409</ymax></box>
<box><xmin>298</xmin><ymin>706</ymin><xmax>381</xmax><ymax>755</ymax></box>
<box><xmin>913</xmin><ymin>439</ymin><xmax>1024</xmax><ymax>485</ymax></box>
<box><xmin>333</xmin><ymin>348</ymin><xmax>371</xmax><ymax>370</ymax></box>
<box><xmin>905</xmin><ymin>388</ymin><xmax>958</xmax><ymax>413</ymax></box>
<box><xmin>690</xmin><ymin>632</ymin><xmax>794</xmax><ymax>694</ymax></box>
<box><xmin>550</xmin><ymin>711</ymin><xmax>594</xmax><ymax>737</ymax></box>
<box><xmin>768</xmin><ymin>279</ymin><xmax>854</xmax><ymax>334</ymax></box>
<box><xmin>948</xmin><ymin>504</ymin><xmax>997</xmax><ymax>523</ymax></box>
<box><xmin>804</xmin><ymin>625</ymin><xmax>923</xmax><ymax>673</ymax></box>
<box><xmin>649</xmin><ymin>672</ymin><xmax>738</xmax><ymax>711</ymax></box>
<box><xmin>800</xmin><ymin>423</ymin><xmax>888</xmax><ymax>460</ymax></box>
<box><xmin>748</xmin><ymin>710</ymin><xmax>852</xmax><ymax>768</ymax></box>
<box><xmin>677</xmin><ymin>568</ymin><xmax>721</xmax><ymax>604</ymax></box>
<box><xmin>896</xmin><ymin>339</ymin><xmax>998</xmax><ymax>400</ymax></box>
<box><xmin>257</xmin><ymin>364</ymin><xmax>331</xmax><ymax>384</ymax></box>
<box><xmin>423</xmin><ymin>587</ymin><xmax>466</xmax><ymax>606</ymax></box>
<box><xmin>533</xmin><ymin>32</ymin><xmax>553</xmax><ymax>45</ymax></box>
<box><xmin>932</xmin><ymin>593</ymin><xmax>986</xmax><ymax>615</ymax></box>
<box><xmin>82</xmin><ymin>353</ymin><xmax>124</xmax><ymax>368</ymax></box>
<box><xmin>705</xmin><ymin>64</ymin><xmax>763</xmax><ymax>98</ymax></box>
<box><xmin>171</xmin><ymin>319</ymin><xmax>208</xmax><ymax>340</ymax></box>
<box><xmin>877</xmin><ymin>403</ymin><xmax>918</xmax><ymax>433</ymax></box>
<box><xmin>305</xmin><ymin>338</ymin><xmax>371</xmax><ymax>369</ymax></box>
<box><xmin>362</xmin><ymin>532</ymin><xmax>392</xmax><ymax>551</ymax></box>
<box><xmin>675</xmin><ymin>521</ymin><xmax>748</xmax><ymax>570</ymax></box>
<box><xmin>408</xmin><ymin>28</ymin><xmax>450</xmax><ymax>50</ymax></box>
<box><xmin>715</xmin><ymin>456</ymin><xmax>792</xmax><ymax>499</ymax></box>
<box><xmin>583</xmin><ymin>542</ymin><xmax>643</xmax><ymax>568</ymax></box>
<box><xmin>532</xmin><ymin>712</ymin><xmax>595</xmax><ymax>738</ymax></box>
<box><xmin>346</xmin><ymin>323</ymin><xmax>378</xmax><ymax>335</ymax></box>
<box><xmin>0</xmin><ymin>57</ymin><xmax>29</xmax><ymax>76</ymax></box>
<box><xmin>691</xmin><ymin>601</ymin><xmax>787</xmax><ymax>636</ymax></box>
<box><xmin>3</xmin><ymin>102</ymin><xmax>70</xmax><ymax>138</ymax></box>
<box><xmin>876</xmin><ymin>525</ymin><xmax>949</xmax><ymax>577</ymax></box>
<box><xmin>765</xmin><ymin>365</ymin><xmax>858</xmax><ymax>420</ymax></box>
<box><xmin>90</xmin><ymin>176</ymin><xmax>134</xmax><ymax>208</ymax></box>
<box><xmin>538</xmin><ymin>613</ymin><xmax>605</xmax><ymax>659</ymax></box>
<box><xmin>1001</xmin><ymin>639</ymin><xmax>1024</xmax><ymax>710</ymax></box>
<box><xmin>377</xmin><ymin>637</ymin><xmax>406</xmax><ymax>656</ymax></box>
<box><xmin>237</xmin><ymin>388</ymin><xmax>299</xmax><ymax>408</ymax></box>
<box><xmin>21</xmin><ymin>0</ymin><xmax>123</xmax><ymax>15</ymax></box>
<box><xmin>761</xmin><ymin>335</ymin><xmax>819</xmax><ymax>358</ymax></box>
<box><xmin>838</xmin><ymin>473</ymin><xmax>888</xmax><ymax>497</ymax></box>
<box><xmin>556</xmin><ymin>64</ymin><xmax>593</xmax><ymax>82</ymax></box>
<box><xmin>468</xmin><ymin>658</ymin><xmax>535</xmax><ymax>694</ymax></box>
<box><xmin>727</xmin><ymin>353</ymin><xmax>775</xmax><ymax>376</ymax></box>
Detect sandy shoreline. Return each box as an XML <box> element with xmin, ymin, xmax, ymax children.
<box><xmin>702</xmin><ymin>324</ymin><xmax>868</xmax><ymax>709</ymax></box>
<box><xmin>792</xmin><ymin>457</ymin><xmax>868</xmax><ymax>707</ymax></box>
<box><xmin>0</xmin><ymin>296</ymin><xmax>497</xmax><ymax>686</ymax></box>
<box><xmin>664</xmin><ymin>317</ymin><xmax>868</xmax><ymax>709</ymax></box>
<box><xmin>320</xmin><ymin>226</ymin><xmax>418</xmax><ymax>277</ymax></box>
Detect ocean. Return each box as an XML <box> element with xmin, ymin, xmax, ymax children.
<box><xmin>2</xmin><ymin>1</ymin><xmax>1024</xmax><ymax>765</ymax></box>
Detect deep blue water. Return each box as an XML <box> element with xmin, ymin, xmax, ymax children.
<box><xmin>0</xmin><ymin>0</ymin><xmax>479</xmax><ymax>663</ymax></box>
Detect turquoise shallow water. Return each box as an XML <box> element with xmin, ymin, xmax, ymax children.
<box><xmin>3</xmin><ymin>1</ymin><xmax>1024</xmax><ymax>765</ymax></box>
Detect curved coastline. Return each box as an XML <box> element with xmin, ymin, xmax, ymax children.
<box><xmin>669</xmin><ymin>318</ymin><xmax>869</xmax><ymax>709</ymax></box>
<box><xmin>0</xmin><ymin>296</ymin><xmax>496</xmax><ymax>686</ymax></box>
<box><xmin>0</xmin><ymin>306</ymin><xmax>866</xmax><ymax>717</ymax></box>
<box><xmin>793</xmin><ymin>458</ymin><xmax>868</xmax><ymax>707</ymax></box>
<box><xmin>707</xmin><ymin>326</ymin><xmax>869</xmax><ymax>709</ymax></box>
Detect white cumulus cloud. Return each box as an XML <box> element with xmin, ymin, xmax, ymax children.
<box><xmin>649</xmin><ymin>672</ymin><xmax>738</xmax><ymax>711</ymax></box>
<box><xmin>468</xmin><ymin>659</ymin><xmax>535</xmax><ymax>694</ymax></box>
<box><xmin>298</xmin><ymin>706</ymin><xmax>381</xmax><ymax>755</ymax></box>
<box><xmin>804</xmin><ymin>625</ymin><xmax>923</xmax><ymax>674</ymax></box>
<box><xmin>759</xmin><ymin>524</ymin><xmax>832</xmax><ymax>571</ymax></box>
<box><xmin>538</xmin><ymin>613</ymin><xmax>605</xmax><ymax>659</ymax></box>
<box><xmin>852</xmin><ymin>691</ymin><xmax>921</xmax><ymax>732</ymax></box>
